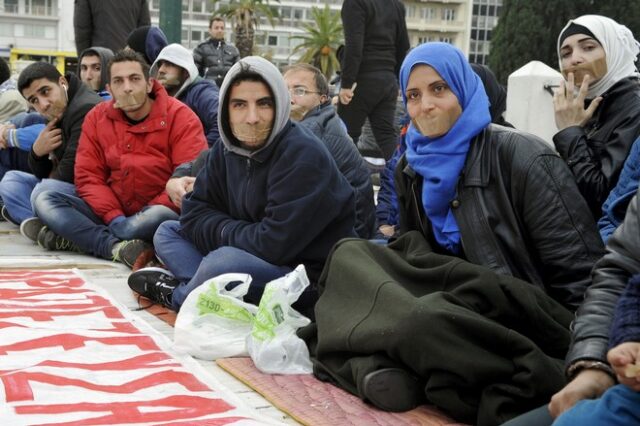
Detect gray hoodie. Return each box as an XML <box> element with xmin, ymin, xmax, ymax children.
<box><xmin>217</xmin><ymin>56</ymin><xmax>291</xmax><ymax>158</ymax></box>
<box><xmin>150</xmin><ymin>43</ymin><xmax>199</xmax><ymax>98</ymax></box>
<box><xmin>77</xmin><ymin>46</ymin><xmax>115</xmax><ymax>93</ymax></box>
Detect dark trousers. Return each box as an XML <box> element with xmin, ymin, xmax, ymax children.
<box><xmin>300</xmin><ymin>232</ymin><xmax>573</xmax><ymax>426</ymax></box>
<box><xmin>337</xmin><ymin>72</ymin><xmax>399</xmax><ymax>160</ymax></box>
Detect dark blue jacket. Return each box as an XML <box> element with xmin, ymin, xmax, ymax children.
<box><xmin>178</xmin><ymin>77</ymin><xmax>220</xmax><ymax>147</ymax></box>
<box><xmin>598</xmin><ymin>137</ymin><xmax>640</xmax><ymax>242</ymax></box>
<box><xmin>375</xmin><ymin>127</ymin><xmax>407</xmax><ymax>233</ymax></box>
<box><xmin>180</xmin><ymin>121</ymin><xmax>356</xmax><ymax>283</ymax></box>
<box><xmin>609</xmin><ymin>274</ymin><xmax>640</xmax><ymax>349</ymax></box>
<box><xmin>301</xmin><ymin>102</ymin><xmax>375</xmax><ymax>238</ymax></box>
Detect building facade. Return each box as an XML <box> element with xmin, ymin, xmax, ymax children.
<box><xmin>403</xmin><ymin>0</ymin><xmax>473</xmax><ymax>55</ymax></box>
<box><xmin>469</xmin><ymin>0</ymin><xmax>502</xmax><ymax>64</ymax></box>
<box><xmin>1</xmin><ymin>0</ymin><xmax>499</xmax><ymax>73</ymax></box>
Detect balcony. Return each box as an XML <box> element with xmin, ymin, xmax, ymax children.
<box><xmin>406</xmin><ymin>18</ymin><xmax>466</xmax><ymax>33</ymax></box>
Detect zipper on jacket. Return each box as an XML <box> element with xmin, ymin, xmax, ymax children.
<box><xmin>244</xmin><ymin>158</ymin><xmax>252</xmax><ymax>214</ymax></box>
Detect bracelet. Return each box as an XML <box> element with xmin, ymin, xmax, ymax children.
<box><xmin>566</xmin><ymin>360</ymin><xmax>616</xmax><ymax>381</ymax></box>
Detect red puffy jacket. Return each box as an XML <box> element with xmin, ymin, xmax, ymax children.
<box><xmin>75</xmin><ymin>80</ymin><xmax>207</xmax><ymax>224</ymax></box>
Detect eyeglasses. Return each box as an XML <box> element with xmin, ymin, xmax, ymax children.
<box><xmin>289</xmin><ymin>87</ymin><xmax>321</xmax><ymax>97</ymax></box>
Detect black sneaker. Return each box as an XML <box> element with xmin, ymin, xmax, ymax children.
<box><xmin>20</xmin><ymin>217</ymin><xmax>45</xmax><ymax>242</ymax></box>
<box><xmin>113</xmin><ymin>239</ymin><xmax>153</xmax><ymax>269</ymax></box>
<box><xmin>37</xmin><ymin>226</ymin><xmax>79</xmax><ymax>252</ymax></box>
<box><xmin>128</xmin><ymin>267</ymin><xmax>179</xmax><ymax>308</ymax></box>
<box><xmin>361</xmin><ymin>368</ymin><xmax>425</xmax><ymax>412</ymax></box>
<box><xmin>1</xmin><ymin>205</ymin><xmax>19</xmax><ymax>226</ymax></box>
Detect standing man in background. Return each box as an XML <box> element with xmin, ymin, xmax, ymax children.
<box><xmin>74</xmin><ymin>0</ymin><xmax>150</xmax><ymax>56</ymax></box>
<box><xmin>338</xmin><ymin>0</ymin><xmax>409</xmax><ymax>164</ymax></box>
<box><xmin>193</xmin><ymin>16</ymin><xmax>240</xmax><ymax>87</ymax></box>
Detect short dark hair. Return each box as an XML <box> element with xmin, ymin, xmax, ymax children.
<box><xmin>107</xmin><ymin>49</ymin><xmax>150</xmax><ymax>83</ymax></box>
<box><xmin>0</xmin><ymin>58</ymin><xmax>10</xmax><ymax>85</ymax></box>
<box><xmin>209</xmin><ymin>16</ymin><xmax>225</xmax><ymax>28</ymax></box>
<box><xmin>283</xmin><ymin>63</ymin><xmax>329</xmax><ymax>97</ymax></box>
<box><xmin>17</xmin><ymin>62</ymin><xmax>62</xmax><ymax>95</ymax></box>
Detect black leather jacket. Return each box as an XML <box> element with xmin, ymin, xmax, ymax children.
<box><xmin>553</xmin><ymin>77</ymin><xmax>640</xmax><ymax>219</ymax></box>
<box><xmin>396</xmin><ymin>124</ymin><xmax>604</xmax><ymax>310</ymax></box>
<box><xmin>192</xmin><ymin>38</ymin><xmax>240</xmax><ymax>87</ymax></box>
<box><xmin>565</xmin><ymin>189</ymin><xmax>640</xmax><ymax>370</ymax></box>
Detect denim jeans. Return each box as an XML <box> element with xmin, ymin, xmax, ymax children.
<box><xmin>0</xmin><ymin>171</ymin><xmax>76</xmax><ymax>223</ymax></box>
<box><xmin>154</xmin><ymin>220</ymin><xmax>293</xmax><ymax>311</ymax></box>
<box><xmin>34</xmin><ymin>190</ymin><xmax>177</xmax><ymax>259</ymax></box>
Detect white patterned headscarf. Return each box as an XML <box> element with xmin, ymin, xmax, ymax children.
<box><xmin>558</xmin><ymin>15</ymin><xmax>640</xmax><ymax>99</ymax></box>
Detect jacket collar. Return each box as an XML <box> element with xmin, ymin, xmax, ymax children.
<box><xmin>402</xmin><ymin>125</ymin><xmax>494</xmax><ymax>189</ymax></box>
<box><xmin>105</xmin><ymin>79</ymin><xmax>169</xmax><ymax>130</ymax></box>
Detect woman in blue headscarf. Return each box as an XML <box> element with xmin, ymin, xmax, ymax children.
<box><xmin>395</xmin><ymin>42</ymin><xmax>603</xmax><ymax>309</ymax></box>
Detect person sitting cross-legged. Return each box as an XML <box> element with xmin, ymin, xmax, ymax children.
<box><xmin>128</xmin><ymin>56</ymin><xmax>356</xmax><ymax>315</ymax></box>
<box><xmin>0</xmin><ymin>62</ymin><xmax>101</xmax><ymax>228</ymax></box>
<box><xmin>28</xmin><ymin>50</ymin><xmax>207</xmax><ymax>268</ymax></box>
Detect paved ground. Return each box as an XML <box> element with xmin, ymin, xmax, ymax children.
<box><xmin>0</xmin><ymin>220</ymin><xmax>297</xmax><ymax>425</ymax></box>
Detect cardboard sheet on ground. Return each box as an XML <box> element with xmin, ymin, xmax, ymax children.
<box><xmin>217</xmin><ymin>357</ymin><xmax>468</xmax><ymax>426</ymax></box>
<box><xmin>0</xmin><ymin>270</ymin><xmax>276</xmax><ymax>425</ymax></box>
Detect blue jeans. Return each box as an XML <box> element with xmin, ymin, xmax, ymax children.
<box><xmin>154</xmin><ymin>220</ymin><xmax>293</xmax><ymax>311</ymax></box>
<box><xmin>34</xmin><ymin>191</ymin><xmax>177</xmax><ymax>259</ymax></box>
<box><xmin>552</xmin><ymin>384</ymin><xmax>640</xmax><ymax>426</ymax></box>
<box><xmin>0</xmin><ymin>171</ymin><xmax>76</xmax><ymax>223</ymax></box>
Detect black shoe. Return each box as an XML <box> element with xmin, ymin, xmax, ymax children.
<box><xmin>37</xmin><ymin>226</ymin><xmax>79</xmax><ymax>252</ymax></box>
<box><xmin>1</xmin><ymin>205</ymin><xmax>19</xmax><ymax>225</ymax></box>
<box><xmin>113</xmin><ymin>239</ymin><xmax>153</xmax><ymax>269</ymax></box>
<box><xmin>20</xmin><ymin>217</ymin><xmax>45</xmax><ymax>242</ymax></box>
<box><xmin>361</xmin><ymin>368</ymin><xmax>424</xmax><ymax>412</ymax></box>
<box><xmin>128</xmin><ymin>267</ymin><xmax>179</xmax><ymax>308</ymax></box>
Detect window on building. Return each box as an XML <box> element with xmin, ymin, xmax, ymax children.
<box><xmin>25</xmin><ymin>0</ymin><xmax>55</xmax><ymax>16</ymax></box>
<box><xmin>193</xmin><ymin>0</ymin><xmax>205</xmax><ymax>13</ymax></box>
<box><xmin>23</xmin><ymin>24</ymin><xmax>45</xmax><ymax>37</ymax></box>
<box><xmin>181</xmin><ymin>29</ymin><xmax>189</xmax><ymax>42</ymax></box>
<box><xmin>268</xmin><ymin>35</ymin><xmax>278</xmax><ymax>46</ymax></box>
<box><xmin>191</xmin><ymin>30</ymin><xmax>202</xmax><ymax>42</ymax></box>
<box><xmin>0</xmin><ymin>22</ymin><xmax>12</xmax><ymax>36</ymax></box>
<box><xmin>151</xmin><ymin>0</ymin><xmax>160</xmax><ymax>10</ymax></box>
<box><xmin>421</xmin><ymin>8</ymin><xmax>435</xmax><ymax>21</ymax></box>
<box><xmin>406</xmin><ymin>5</ymin><xmax>416</xmax><ymax>18</ymax></box>
<box><xmin>293</xmin><ymin>8</ymin><xmax>303</xmax><ymax>20</ymax></box>
<box><xmin>439</xmin><ymin>37</ymin><xmax>452</xmax><ymax>44</ymax></box>
<box><xmin>442</xmin><ymin>8</ymin><xmax>456</xmax><ymax>21</ymax></box>
<box><xmin>182</xmin><ymin>0</ymin><xmax>188</xmax><ymax>12</ymax></box>
<box><xmin>4</xmin><ymin>0</ymin><xmax>18</xmax><ymax>13</ymax></box>
<box><xmin>255</xmin><ymin>33</ymin><xmax>266</xmax><ymax>45</ymax></box>
<box><xmin>280</xmin><ymin>7</ymin><xmax>291</xmax><ymax>19</ymax></box>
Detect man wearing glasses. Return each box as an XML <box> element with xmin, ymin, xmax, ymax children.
<box><xmin>283</xmin><ymin>63</ymin><xmax>375</xmax><ymax>239</ymax></box>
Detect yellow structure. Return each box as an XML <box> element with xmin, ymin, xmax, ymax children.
<box><xmin>9</xmin><ymin>48</ymin><xmax>77</xmax><ymax>74</ymax></box>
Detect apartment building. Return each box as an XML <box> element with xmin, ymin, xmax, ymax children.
<box><xmin>469</xmin><ymin>0</ymin><xmax>502</xmax><ymax>64</ymax></box>
<box><xmin>1</xmin><ymin>0</ymin><xmax>500</xmax><ymax>72</ymax></box>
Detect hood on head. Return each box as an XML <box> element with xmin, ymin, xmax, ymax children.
<box><xmin>150</xmin><ymin>44</ymin><xmax>198</xmax><ymax>98</ymax></box>
<box><xmin>217</xmin><ymin>56</ymin><xmax>291</xmax><ymax>156</ymax></box>
<box><xmin>557</xmin><ymin>14</ymin><xmax>640</xmax><ymax>98</ymax></box>
<box><xmin>78</xmin><ymin>46</ymin><xmax>115</xmax><ymax>92</ymax></box>
<box><xmin>127</xmin><ymin>26</ymin><xmax>168</xmax><ymax>64</ymax></box>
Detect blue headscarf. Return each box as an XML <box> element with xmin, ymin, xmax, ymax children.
<box><xmin>399</xmin><ymin>42</ymin><xmax>491</xmax><ymax>254</ymax></box>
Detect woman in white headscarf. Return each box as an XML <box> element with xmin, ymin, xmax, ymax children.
<box><xmin>553</xmin><ymin>15</ymin><xmax>640</xmax><ymax>218</ymax></box>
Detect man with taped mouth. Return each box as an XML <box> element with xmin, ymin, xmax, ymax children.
<box><xmin>128</xmin><ymin>56</ymin><xmax>356</xmax><ymax>316</ymax></box>
<box><xmin>28</xmin><ymin>50</ymin><xmax>207</xmax><ymax>269</ymax></box>
<box><xmin>150</xmin><ymin>43</ymin><xmax>220</xmax><ymax>148</ymax></box>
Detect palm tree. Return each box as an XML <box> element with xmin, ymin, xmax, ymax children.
<box><xmin>290</xmin><ymin>5</ymin><xmax>343</xmax><ymax>79</ymax></box>
<box><xmin>212</xmin><ymin>0</ymin><xmax>280</xmax><ymax>58</ymax></box>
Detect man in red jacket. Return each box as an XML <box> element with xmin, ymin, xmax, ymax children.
<box><xmin>25</xmin><ymin>50</ymin><xmax>207</xmax><ymax>268</ymax></box>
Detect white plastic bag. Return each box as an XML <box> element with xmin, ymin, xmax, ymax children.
<box><xmin>246</xmin><ymin>265</ymin><xmax>313</xmax><ymax>374</ymax></box>
<box><xmin>174</xmin><ymin>273</ymin><xmax>258</xmax><ymax>360</ymax></box>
